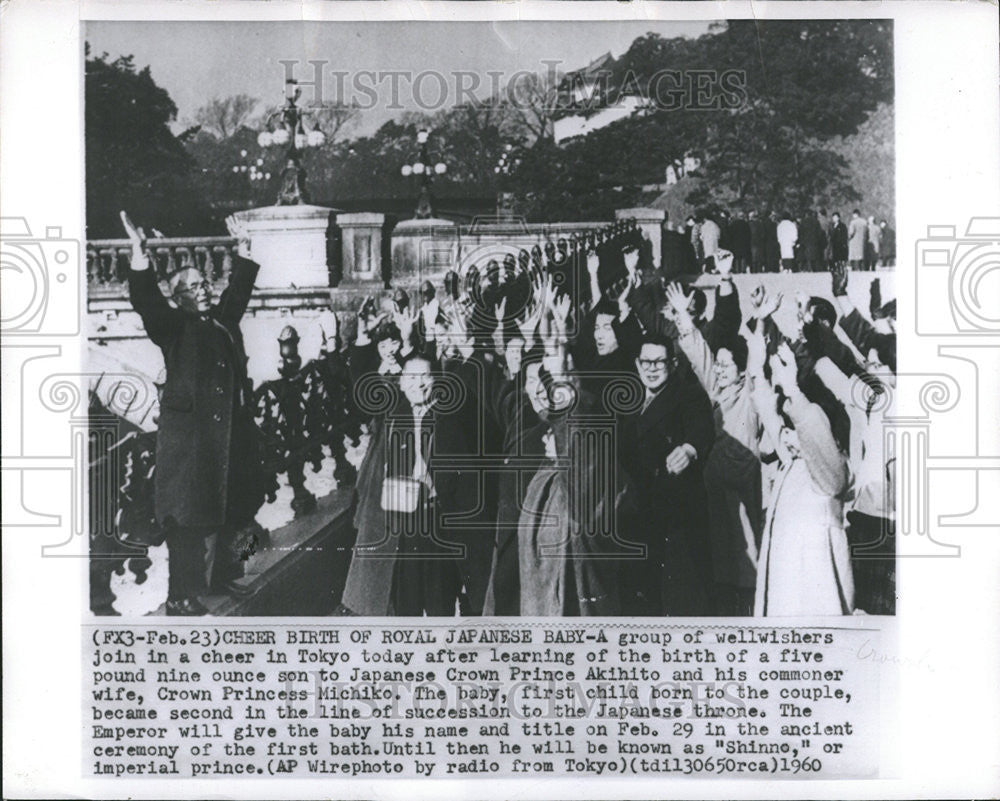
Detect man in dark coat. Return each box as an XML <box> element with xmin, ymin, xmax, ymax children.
<box><xmin>727</xmin><ymin>210</ymin><xmax>752</xmax><ymax>273</ymax></box>
<box><xmin>829</xmin><ymin>211</ymin><xmax>849</xmax><ymax>266</ymax></box>
<box><xmin>617</xmin><ymin>335</ymin><xmax>716</xmax><ymax>616</ymax></box>
<box><xmin>763</xmin><ymin>211</ymin><xmax>781</xmax><ymax>273</ymax></box>
<box><xmin>345</xmin><ymin>355</ymin><xmax>487</xmax><ymax>616</ymax></box>
<box><xmin>570</xmin><ymin>299</ymin><xmax>643</xmax><ymax>399</ymax></box>
<box><xmin>879</xmin><ymin>219</ymin><xmax>896</xmax><ymax>267</ymax></box>
<box><xmin>123</xmin><ymin>212</ymin><xmax>263</xmax><ymax>616</ymax></box>
<box><xmin>747</xmin><ymin>210</ymin><xmax>765</xmax><ymax>273</ymax></box>
<box><xmin>799</xmin><ymin>210</ymin><xmax>827</xmax><ymax>272</ymax></box>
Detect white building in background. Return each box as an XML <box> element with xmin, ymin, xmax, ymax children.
<box><xmin>553</xmin><ymin>94</ymin><xmax>648</xmax><ymax>144</ymax></box>
<box><xmin>552</xmin><ymin>51</ymin><xmax>650</xmax><ymax>145</ymax></box>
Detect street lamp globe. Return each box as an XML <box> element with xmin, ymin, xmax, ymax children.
<box><xmin>272</xmin><ymin>128</ymin><xmax>290</xmax><ymax>146</ymax></box>
<box><xmin>416</xmin><ymin>129</ymin><xmax>429</xmax><ymax>145</ymax></box>
<box><xmin>401</xmin><ymin>164</ymin><xmax>413</xmax><ymax>177</ymax></box>
<box><xmin>257</xmin><ymin>131</ymin><xmax>273</xmax><ymax>147</ymax></box>
<box><xmin>434</xmin><ymin>162</ymin><xmax>447</xmax><ymax>175</ymax></box>
<box><xmin>412</xmin><ymin>162</ymin><xmax>425</xmax><ymax>175</ymax></box>
<box><xmin>307</xmin><ymin>129</ymin><xmax>325</xmax><ymax>147</ymax></box>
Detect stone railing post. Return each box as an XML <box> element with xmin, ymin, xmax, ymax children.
<box><xmin>336</xmin><ymin>212</ymin><xmax>386</xmax><ymax>285</ymax></box>
<box><xmin>616</xmin><ymin>207</ymin><xmax>665</xmax><ymax>270</ymax></box>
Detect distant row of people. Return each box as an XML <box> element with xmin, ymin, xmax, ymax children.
<box><xmin>663</xmin><ymin>208</ymin><xmax>895</xmax><ymax>275</ymax></box>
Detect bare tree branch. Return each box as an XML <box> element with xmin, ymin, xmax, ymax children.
<box><xmin>310</xmin><ymin>100</ymin><xmax>364</xmax><ymax>142</ymax></box>
<box><xmin>193</xmin><ymin>94</ymin><xmax>259</xmax><ymax>139</ymax></box>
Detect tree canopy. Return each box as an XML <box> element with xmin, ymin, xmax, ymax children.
<box><xmin>85</xmin><ymin>48</ymin><xmax>206</xmax><ymax>237</ymax></box>
<box><xmin>86</xmin><ymin>20</ymin><xmax>894</xmax><ymax>235</ymax></box>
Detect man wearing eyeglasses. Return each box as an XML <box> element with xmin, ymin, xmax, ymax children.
<box><xmin>618</xmin><ymin>335</ymin><xmax>715</xmax><ymax>616</ymax></box>
<box><xmin>122</xmin><ymin>211</ymin><xmax>263</xmax><ymax>615</ymax></box>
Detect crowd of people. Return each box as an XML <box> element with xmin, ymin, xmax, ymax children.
<box><xmin>334</xmin><ymin>226</ymin><xmax>896</xmax><ymax>618</ymax></box>
<box><xmin>663</xmin><ymin>207</ymin><xmax>896</xmax><ymax>275</ymax></box>
<box><xmin>118</xmin><ymin>210</ymin><xmax>896</xmax><ymax>619</ymax></box>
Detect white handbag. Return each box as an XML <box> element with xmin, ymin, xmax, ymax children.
<box><xmin>380</xmin><ymin>475</ymin><xmax>422</xmax><ymax>514</ymax></box>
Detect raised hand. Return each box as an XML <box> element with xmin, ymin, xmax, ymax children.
<box><xmin>831</xmin><ymin>262</ymin><xmax>849</xmax><ymax>297</ymax></box>
<box><xmin>120</xmin><ymin>211</ymin><xmax>151</xmax><ymax>272</ymax></box>
<box><xmin>548</xmin><ymin>292</ymin><xmax>572</xmax><ymax>340</ymax></box>
<box><xmin>358</xmin><ymin>295</ymin><xmax>384</xmax><ymax>335</ymax></box>
<box><xmin>586</xmin><ymin>249</ymin><xmax>600</xmax><ymax>276</ymax></box>
<box><xmin>394</xmin><ymin>305</ymin><xmax>418</xmax><ymax>344</ymax></box>
<box><xmin>742</xmin><ymin>323</ymin><xmax>766</xmax><ymax>375</ymax></box>
<box><xmin>623</xmin><ymin>247</ymin><xmax>640</xmax><ymax>277</ymax></box>
<box><xmin>120</xmin><ymin>211</ymin><xmax>147</xmax><ymax>251</ymax></box>
<box><xmin>769</xmin><ymin>342</ymin><xmax>799</xmax><ymax>393</ymax></box>
<box><xmin>225</xmin><ymin>214</ymin><xmax>251</xmax><ymax>259</ymax></box>
<box><xmin>517</xmin><ymin>297</ymin><xmax>543</xmax><ymax>343</ymax></box>
<box><xmin>357</xmin><ymin>295</ymin><xmax>373</xmax><ymax>327</ymax></box>
<box><xmin>756</xmin><ymin>289</ymin><xmax>784</xmax><ymax>320</ymax></box>
<box><xmin>529</xmin><ymin>267</ymin><xmax>546</xmax><ymax>307</ymax></box>
<box><xmin>445</xmin><ymin>299</ymin><xmax>474</xmax><ymax>358</ymax></box>
<box><xmin>494</xmin><ymin>296</ymin><xmax>508</xmax><ymax>324</ymax></box>
<box><xmin>869</xmin><ymin>277</ymin><xmax>882</xmax><ymax>315</ymax></box>
<box><xmin>714</xmin><ymin>248</ymin><xmax>734</xmax><ymax>277</ymax></box>
<box><xmin>421</xmin><ymin>296</ymin><xmax>440</xmax><ymax>331</ymax></box>
<box><xmin>663</xmin><ymin>281</ymin><xmax>689</xmax><ymax>316</ymax></box>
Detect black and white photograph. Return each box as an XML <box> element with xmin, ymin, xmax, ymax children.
<box><xmin>83</xmin><ymin>18</ymin><xmax>898</xmax><ymax>619</ymax></box>
<box><xmin>4</xmin><ymin>1</ymin><xmax>1000</xmax><ymax>797</ymax></box>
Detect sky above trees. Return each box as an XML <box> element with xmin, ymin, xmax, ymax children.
<box><xmin>85</xmin><ymin>20</ymin><xmax>893</xmax><ymax>237</ymax></box>
<box><xmin>85</xmin><ymin>20</ymin><xmax>711</xmax><ymax>136</ymax></box>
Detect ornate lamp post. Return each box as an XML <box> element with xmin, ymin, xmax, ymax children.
<box><xmin>257</xmin><ymin>80</ymin><xmax>326</xmax><ymax>206</ymax></box>
<box><xmin>400</xmin><ymin>129</ymin><xmax>447</xmax><ymax>219</ymax></box>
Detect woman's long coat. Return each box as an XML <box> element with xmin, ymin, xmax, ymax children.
<box><xmin>755</xmin><ymin>396</ymin><xmax>854</xmax><ymax>616</ymax></box>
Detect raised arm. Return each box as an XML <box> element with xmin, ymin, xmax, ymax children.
<box><xmin>216</xmin><ymin>214</ymin><xmax>260</xmax><ymax>325</ymax></box>
<box><xmin>746</xmin><ymin>331</ymin><xmax>790</xmax><ymax>465</ymax></box>
<box><xmin>665</xmin><ymin>281</ymin><xmax>719</xmax><ymax>399</ymax></box>
<box><xmin>348</xmin><ymin>297</ymin><xmax>382</xmax><ymax>383</ymax></box>
<box><xmin>832</xmin><ymin>269</ymin><xmax>896</xmax><ymax>371</ymax></box>
<box><xmin>770</xmin><ymin>343</ymin><xmax>848</xmax><ymax>497</ymax></box>
<box><xmin>784</xmin><ymin>391</ymin><xmax>849</xmax><ymax>498</ymax></box>
<box><xmin>122</xmin><ymin>211</ymin><xmax>179</xmax><ymax>349</ymax></box>
<box><xmin>700</xmin><ymin>250</ymin><xmax>742</xmax><ymax>353</ymax></box>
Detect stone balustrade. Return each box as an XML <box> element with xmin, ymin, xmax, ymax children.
<box><xmin>87</xmin><ymin>236</ymin><xmax>238</xmax><ymax>290</ymax></box>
